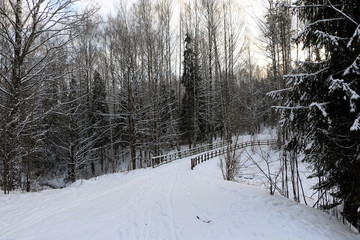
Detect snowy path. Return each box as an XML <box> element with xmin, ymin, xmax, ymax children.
<box><xmin>0</xmin><ymin>156</ymin><xmax>358</xmax><ymax>240</ymax></box>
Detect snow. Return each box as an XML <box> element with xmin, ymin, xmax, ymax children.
<box><xmin>344</xmin><ymin>54</ymin><xmax>360</xmax><ymax>76</ymax></box>
<box><xmin>1</xmin><ymin>144</ymin><xmax>359</xmax><ymax>240</ymax></box>
<box><xmin>314</xmin><ymin>30</ymin><xmax>342</xmax><ymax>48</ymax></box>
<box><xmin>329</xmin><ymin>75</ymin><xmax>359</xmax><ymax>113</ymax></box>
<box><xmin>351</xmin><ymin>115</ymin><xmax>360</xmax><ymax>131</ymax></box>
<box><xmin>310</xmin><ymin>102</ymin><xmax>328</xmax><ymax>117</ymax></box>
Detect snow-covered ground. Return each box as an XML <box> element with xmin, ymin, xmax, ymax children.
<box><xmin>1</xmin><ymin>142</ymin><xmax>359</xmax><ymax>239</ymax></box>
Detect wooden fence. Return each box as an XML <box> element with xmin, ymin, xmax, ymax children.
<box><xmin>190</xmin><ymin>139</ymin><xmax>278</xmax><ymax>170</ymax></box>
<box><xmin>151</xmin><ymin>139</ymin><xmax>278</xmax><ymax>169</ymax></box>
<box><xmin>151</xmin><ymin>141</ymin><xmax>228</xmax><ymax>168</ymax></box>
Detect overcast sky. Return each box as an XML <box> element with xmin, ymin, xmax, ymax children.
<box><xmin>81</xmin><ymin>0</ymin><xmax>267</xmax><ymax>66</ymax></box>
<box><xmin>84</xmin><ymin>0</ymin><xmax>265</xmax><ymax>28</ymax></box>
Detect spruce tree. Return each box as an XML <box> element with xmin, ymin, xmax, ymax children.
<box><xmin>180</xmin><ymin>33</ymin><xmax>203</xmax><ymax>148</ymax></box>
<box><xmin>274</xmin><ymin>0</ymin><xmax>360</xmax><ymax>229</ymax></box>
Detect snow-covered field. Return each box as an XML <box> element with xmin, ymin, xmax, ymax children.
<box><xmin>1</xmin><ymin>144</ymin><xmax>359</xmax><ymax>240</ymax></box>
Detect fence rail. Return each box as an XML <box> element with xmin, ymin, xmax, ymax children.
<box><xmin>151</xmin><ymin>141</ymin><xmax>228</xmax><ymax>168</ymax></box>
<box><xmin>190</xmin><ymin>139</ymin><xmax>278</xmax><ymax>170</ymax></box>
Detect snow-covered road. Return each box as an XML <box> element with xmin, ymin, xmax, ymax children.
<box><xmin>0</xmin><ymin>155</ymin><xmax>358</xmax><ymax>240</ymax></box>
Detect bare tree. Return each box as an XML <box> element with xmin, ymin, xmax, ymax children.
<box><xmin>218</xmin><ymin>135</ymin><xmax>243</xmax><ymax>181</ymax></box>
<box><xmin>0</xmin><ymin>0</ymin><xmax>95</xmax><ymax>192</ymax></box>
<box><xmin>245</xmin><ymin>146</ymin><xmax>283</xmax><ymax>195</ymax></box>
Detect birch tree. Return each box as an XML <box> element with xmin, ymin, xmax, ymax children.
<box><xmin>0</xmin><ymin>0</ymin><xmax>95</xmax><ymax>192</ymax></box>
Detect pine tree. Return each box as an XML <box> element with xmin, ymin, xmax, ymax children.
<box><xmin>273</xmin><ymin>0</ymin><xmax>360</xmax><ymax>229</ymax></box>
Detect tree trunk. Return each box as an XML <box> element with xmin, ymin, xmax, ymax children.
<box><xmin>26</xmin><ymin>108</ymin><xmax>35</xmax><ymax>192</ymax></box>
<box><xmin>127</xmin><ymin>67</ymin><xmax>136</xmax><ymax>170</ymax></box>
<box><xmin>70</xmin><ymin>145</ymin><xmax>76</xmax><ymax>183</ymax></box>
<box><xmin>3</xmin><ymin>131</ymin><xmax>8</xmax><ymax>194</ymax></box>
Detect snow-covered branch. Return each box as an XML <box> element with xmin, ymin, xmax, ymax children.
<box><xmin>309</xmin><ymin>102</ymin><xmax>329</xmax><ymax>118</ymax></box>
<box><xmin>343</xmin><ymin>54</ymin><xmax>360</xmax><ymax>76</ymax></box>
<box><xmin>327</xmin><ymin>0</ymin><xmax>358</xmax><ymax>26</ymax></box>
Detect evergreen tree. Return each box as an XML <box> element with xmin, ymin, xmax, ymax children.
<box><xmin>273</xmin><ymin>0</ymin><xmax>360</xmax><ymax>229</ymax></box>
<box><xmin>180</xmin><ymin>33</ymin><xmax>204</xmax><ymax>148</ymax></box>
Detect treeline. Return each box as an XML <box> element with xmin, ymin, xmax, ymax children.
<box><xmin>0</xmin><ymin>0</ymin><xmax>277</xmax><ymax>192</ymax></box>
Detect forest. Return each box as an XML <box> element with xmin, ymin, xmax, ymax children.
<box><xmin>0</xmin><ymin>0</ymin><xmax>359</xmax><ymax>231</ymax></box>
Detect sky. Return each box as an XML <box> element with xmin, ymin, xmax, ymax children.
<box><xmin>84</xmin><ymin>0</ymin><xmax>265</xmax><ymax>18</ymax></box>
<box><xmin>80</xmin><ymin>0</ymin><xmax>268</xmax><ymax>67</ymax></box>
<box><xmin>83</xmin><ymin>0</ymin><xmax>266</xmax><ymax>34</ymax></box>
